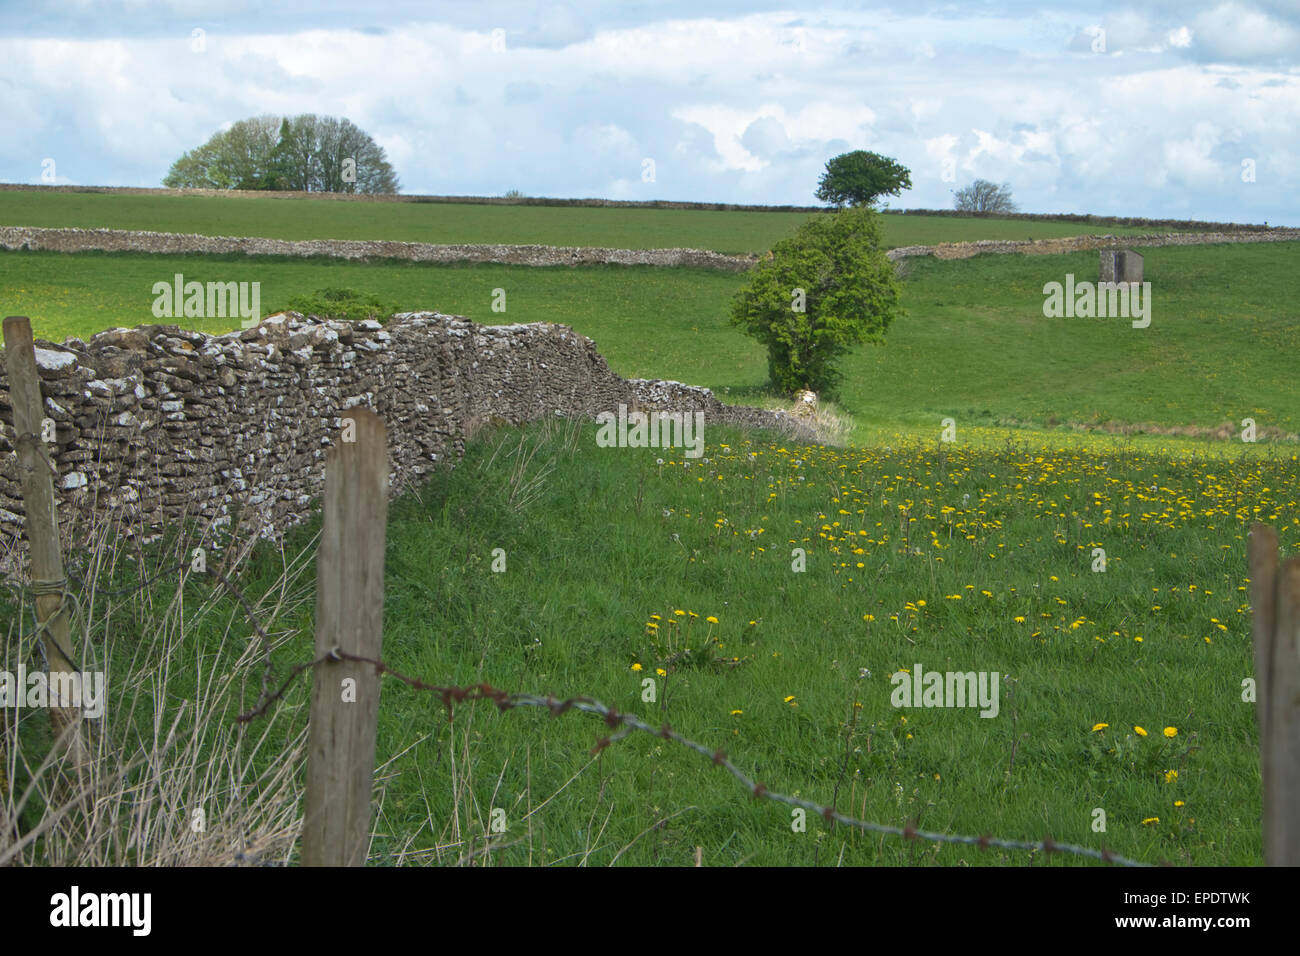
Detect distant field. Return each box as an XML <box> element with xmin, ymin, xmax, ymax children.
<box><xmin>4</xmin><ymin>240</ymin><xmax>1297</xmax><ymax>440</ymax></box>
<box><xmin>0</xmin><ymin>191</ymin><xmax>1178</xmax><ymax>254</ymax></box>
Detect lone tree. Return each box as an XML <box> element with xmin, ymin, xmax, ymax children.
<box><xmin>815</xmin><ymin>150</ymin><xmax>912</xmax><ymax>208</ymax></box>
<box><xmin>164</xmin><ymin>114</ymin><xmax>399</xmax><ymax>194</ymax></box>
<box><xmin>953</xmin><ymin>179</ymin><xmax>1017</xmax><ymax>214</ymax></box>
<box><xmin>730</xmin><ymin>206</ymin><xmax>902</xmax><ymax>397</ymax></box>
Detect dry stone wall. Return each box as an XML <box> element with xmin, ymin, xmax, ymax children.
<box><xmin>4</xmin><ymin>226</ymin><xmax>1297</xmax><ymax>275</ymax></box>
<box><xmin>0</xmin><ymin>227</ymin><xmax>758</xmax><ymax>271</ymax></box>
<box><xmin>0</xmin><ymin>311</ymin><xmax>813</xmax><ymax>566</ymax></box>
<box><xmin>886</xmin><ymin>229</ymin><xmax>1300</xmax><ymax>261</ymax></box>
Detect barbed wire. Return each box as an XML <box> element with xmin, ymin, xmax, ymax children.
<box><xmin>9</xmin><ymin>554</ymin><xmax>1155</xmax><ymax>867</ymax></box>
<box><xmin>239</xmin><ymin>645</ymin><xmax>1154</xmax><ymax>867</ymax></box>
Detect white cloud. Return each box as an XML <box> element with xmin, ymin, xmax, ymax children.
<box><xmin>1193</xmin><ymin>3</ymin><xmax>1300</xmax><ymax>60</ymax></box>
<box><xmin>672</xmin><ymin>102</ymin><xmax>875</xmax><ymax>172</ymax></box>
<box><xmin>1162</xmin><ymin>121</ymin><xmax>1224</xmax><ymax>184</ymax></box>
<box><xmin>0</xmin><ymin>4</ymin><xmax>1293</xmax><ymax>223</ymax></box>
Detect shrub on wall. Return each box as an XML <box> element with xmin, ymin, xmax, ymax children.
<box><xmin>281</xmin><ymin>287</ymin><xmax>401</xmax><ymax>323</ymax></box>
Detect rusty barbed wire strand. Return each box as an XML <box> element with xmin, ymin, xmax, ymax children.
<box><xmin>237</xmin><ymin>646</ymin><xmax>1151</xmax><ymax>867</ymax></box>
<box><xmin>20</xmin><ymin>554</ymin><xmax>1153</xmax><ymax>867</ymax></box>
<box><xmin>8</xmin><ymin>553</ymin><xmax>1156</xmax><ymax>867</ymax></box>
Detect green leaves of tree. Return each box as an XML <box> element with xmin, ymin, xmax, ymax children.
<box><xmin>729</xmin><ymin>206</ymin><xmax>902</xmax><ymax>397</ymax></box>
<box><xmin>815</xmin><ymin>151</ymin><xmax>912</xmax><ymax>208</ymax></box>
<box><xmin>163</xmin><ymin>114</ymin><xmax>400</xmax><ymax>194</ymax></box>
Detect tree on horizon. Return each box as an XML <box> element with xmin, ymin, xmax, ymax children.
<box><xmin>163</xmin><ymin>114</ymin><xmax>399</xmax><ymax>194</ymax></box>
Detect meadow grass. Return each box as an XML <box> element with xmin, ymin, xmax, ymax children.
<box><xmin>0</xmin><ymin>191</ymin><xmax>1177</xmax><ymax>254</ymax></box>
<box><xmin>2</xmin><ymin>215</ymin><xmax>1294</xmax><ymax>865</ymax></box>
<box><xmin>3</xmin><ymin>240</ymin><xmax>1298</xmax><ymax>441</ymax></box>
<box><xmin>5</xmin><ymin>416</ymin><xmax>1292</xmax><ymax>864</ymax></box>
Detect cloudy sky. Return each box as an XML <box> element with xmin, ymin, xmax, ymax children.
<box><xmin>2</xmin><ymin>1</ymin><xmax>1296</xmax><ymax>224</ymax></box>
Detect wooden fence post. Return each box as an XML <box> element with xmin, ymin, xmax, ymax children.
<box><xmin>1248</xmin><ymin>522</ymin><xmax>1300</xmax><ymax>865</ymax></box>
<box><xmin>2</xmin><ymin>316</ymin><xmax>87</xmax><ymax>773</ymax></box>
<box><xmin>301</xmin><ymin>407</ymin><xmax>388</xmax><ymax>866</ymax></box>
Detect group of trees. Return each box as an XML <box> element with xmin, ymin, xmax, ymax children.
<box><xmin>731</xmin><ymin>151</ymin><xmax>1018</xmax><ymax>396</ymax></box>
<box><xmin>163</xmin><ymin>114</ymin><xmax>399</xmax><ymax>194</ymax></box>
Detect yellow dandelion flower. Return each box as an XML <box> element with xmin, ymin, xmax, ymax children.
<box><xmin>656</xmin><ymin>668</ymin><xmax>666</xmax><ymax>677</ymax></box>
<box><xmin>1091</xmin><ymin>723</ymin><xmax>1109</xmax><ymax>732</ymax></box>
<box><xmin>1141</xmin><ymin>817</ymin><xmax>1160</xmax><ymax>826</ymax></box>
<box><xmin>783</xmin><ymin>695</ymin><xmax>796</xmax><ymax>703</ymax></box>
<box><xmin>1014</xmin><ymin>616</ymin><xmax>1026</xmax><ymax>623</ymax></box>
<box><xmin>631</xmin><ymin>663</ymin><xmax>643</xmax><ymax>671</ymax></box>
<box><xmin>1134</xmin><ymin>726</ymin><xmax>1148</xmax><ymax>737</ymax></box>
<box><xmin>673</xmin><ymin>609</ymin><xmax>685</xmax><ymax>616</ymax></box>
<box><xmin>730</xmin><ymin>709</ymin><xmax>743</xmax><ymax>716</ymax></box>
<box><xmin>1164</xmin><ymin>726</ymin><xmax>1178</xmax><ymax>738</ymax></box>
<box><xmin>1174</xmin><ymin>800</ymin><xmax>1185</xmax><ymax>808</ymax></box>
<box><xmin>1164</xmin><ymin>770</ymin><xmax>1178</xmax><ymax>784</ymax></box>
<box><xmin>706</xmin><ymin>616</ymin><xmax>719</xmax><ymax>624</ymax></box>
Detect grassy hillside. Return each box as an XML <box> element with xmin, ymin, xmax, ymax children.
<box><xmin>6</xmin><ymin>418</ymin><xmax>1290</xmax><ymax>864</ymax></box>
<box><xmin>4</xmin><ymin>241</ymin><xmax>1298</xmax><ymax>440</ymax></box>
<box><xmin>0</xmin><ymin>191</ymin><xmax>1177</xmax><ymax>254</ymax></box>
<box><xmin>3</xmin><ymin>191</ymin><xmax>1294</xmax><ymax>868</ymax></box>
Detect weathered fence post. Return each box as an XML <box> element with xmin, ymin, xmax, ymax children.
<box><xmin>2</xmin><ymin>316</ymin><xmax>87</xmax><ymax>773</ymax></box>
<box><xmin>1248</xmin><ymin>522</ymin><xmax>1300</xmax><ymax>865</ymax></box>
<box><xmin>301</xmin><ymin>407</ymin><xmax>388</xmax><ymax>866</ymax></box>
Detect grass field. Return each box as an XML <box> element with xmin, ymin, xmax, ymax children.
<box><xmin>4</xmin><ymin>240</ymin><xmax>1298</xmax><ymax>441</ymax></box>
<box><xmin>2</xmin><ymin>191</ymin><xmax>1295</xmax><ymax>867</ymax></box>
<box><xmin>0</xmin><ymin>191</ymin><xmax>1179</xmax><ymax>254</ymax></box>
<box><xmin>5</xmin><ymin>417</ymin><xmax>1291</xmax><ymax>864</ymax></box>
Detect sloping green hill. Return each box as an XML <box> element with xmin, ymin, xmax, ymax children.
<box><xmin>0</xmin><ymin>189</ymin><xmax>1177</xmax><ymax>254</ymax></box>
<box><xmin>3</xmin><ymin>240</ymin><xmax>1296</xmax><ymax>441</ymax></box>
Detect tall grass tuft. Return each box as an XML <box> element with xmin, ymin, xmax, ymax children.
<box><xmin>1</xmin><ymin>511</ymin><xmax>312</xmax><ymax>866</ymax></box>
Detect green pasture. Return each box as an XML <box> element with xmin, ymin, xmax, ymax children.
<box><xmin>3</xmin><ymin>241</ymin><xmax>1298</xmax><ymax>442</ymax></box>
<box><xmin>5</xmin><ymin>419</ymin><xmax>1291</xmax><ymax>864</ymax></box>
<box><xmin>0</xmin><ymin>190</ymin><xmax>1177</xmax><ymax>254</ymax></box>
